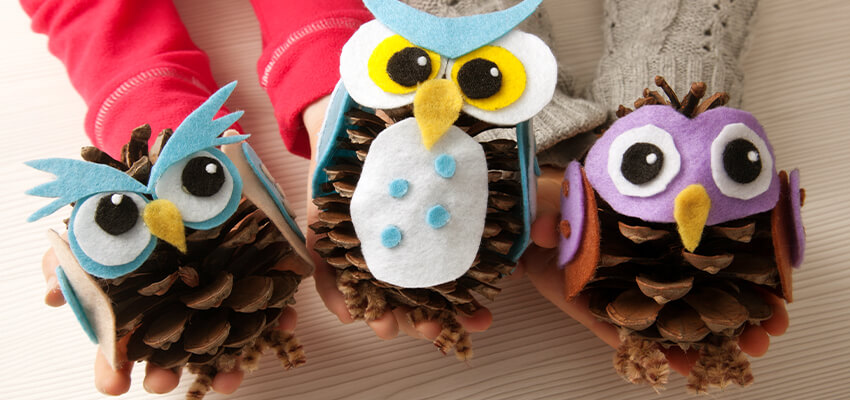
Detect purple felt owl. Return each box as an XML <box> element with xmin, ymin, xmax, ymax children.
<box><xmin>558</xmin><ymin>79</ymin><xmax>805</xmax><ymax>392</ymax></box>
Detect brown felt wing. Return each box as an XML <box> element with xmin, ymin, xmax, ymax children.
<box><xmin>771</xmin><ymin>170</ymin><xmax>798</xmax><ymax>302</ymax></box>
<box><xmin>563</xmin><ymin>167</ymin><xmax>601</xmax><ymax>301</ymax></box>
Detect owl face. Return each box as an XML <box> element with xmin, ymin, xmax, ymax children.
<box><xmin>340</xmin><ymin>0</ymin><xmax>556</xmax><ymax>149</ymax></box>
<box><xmin>584</xmin><ymin>105</ymin><xmax>781</xmax><ymax>250</ymax></box>
<box><xmin>27</xmin><ymin>82</ymin><xmax>248</xmax><ymax>279</ymax></box>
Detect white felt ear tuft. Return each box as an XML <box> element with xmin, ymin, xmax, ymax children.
<box><xmin>457</xmin><ymin>30</ymin><xmax>557</xmax><ymax>126</ymax></box>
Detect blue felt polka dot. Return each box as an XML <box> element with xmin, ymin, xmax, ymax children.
<box><xmin>381</xmin><ymin>225</ymin><xmax>403</xmax><ymax>248</ymax></box>
<box><xmin>388</xmin><ymin>179</ymin><xmax>409</xmax><ymax>199</ymax></box>
<box><xmin>426</xmin><ymin>205</ymin><xmax>451</xmax><ymax>229</ymax></box>
<box><xmin>434</xmin><ymin>154</ymin><xmax>456</xmax><ymax>179</ymax></box>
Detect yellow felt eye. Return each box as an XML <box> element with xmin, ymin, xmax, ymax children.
<box><xmin>368</xmin><ymin>35</ymin><xmax>441</xmax><ymax>95</ymax></box>
<box><xmin>450</xmin><ymin>46</ymin><xmax>526</xmax><ymax>111</ymax></box>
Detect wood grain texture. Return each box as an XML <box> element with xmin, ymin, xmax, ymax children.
<box><xmin>1</xmin><ymin>0</ymin><xmax>848</xmax><ymax>399</ymax></box>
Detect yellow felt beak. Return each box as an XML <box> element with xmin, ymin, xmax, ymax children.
<box><xmin>143</xmin><ymin>199</ymin><xmax>187</xmax><ymax>253</ymax></box>
<box><xmin>413</xmin><ymin>79</ymin><xmax>464</xmax><ymax>150</ymax></box>
<box><xmin>674</xmin><ymin>184</ymin><xmax>711</xmax><ymax>252</ymax></box>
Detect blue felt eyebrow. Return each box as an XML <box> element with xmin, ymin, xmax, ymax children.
<box><xmin>363</xmin><ymin>0</ymin><xmax>542</xmax><ymax>58</ymax></box>
<box><xmin>26</xmin><ymin>158</ymin><xmax>149</xmax><ymax>222</ymax></box>
<box><xmin>148</xmin><ymin>81</ymin><xmax>248</xmax><ymax>186</ymax></box>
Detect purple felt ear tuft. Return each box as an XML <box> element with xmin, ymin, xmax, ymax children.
<box><xmin>790</xmin><ymin>169</ymin><xmax>805</xmax><ymax>267</ymax></box>
<box><xmin>558</xmin><ymin>161</ymin><xmax>585</xmax><ymax>268</ymax></box>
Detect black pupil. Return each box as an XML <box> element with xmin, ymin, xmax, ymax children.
<box><xmin>723</xmin><ymin>138</ymin><xmax>762</xmax><ymax>184</ymax></box>
<box><xmin>95</xmin><ymin>194</ymin><xmax>139</xmax><ymax>236</ymax></box>
<box><xmin>386</xmin><ymin>47</ymin><xmax>432</xmax><ymax>87</ymax></box>
<box><xmin>182</xmin><ymin>156</ymin><xmax>225</xmax><ymax>197</ymax></box>
<box><xmin>457</xmin><ymin>58</ymin><xmax>502</xmax><ymax>99</ymax></box>
<box><xmin>621</xmin><ymin>143</ymin><xmax>664</xmax><ymax>185</ymax></box>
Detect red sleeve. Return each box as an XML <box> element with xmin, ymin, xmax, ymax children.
<box><xmin>21</xmin><ymin>0</ymin><xmax>234</xmax><ymax>158</ymax></box>
<box><xmin>250</xmin><ymin>0</ymin><xmax>373</xmax><ymax>159</ymax></box>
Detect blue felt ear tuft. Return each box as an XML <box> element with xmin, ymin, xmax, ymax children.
<box><xmin>149</xmin><ymin>81</ymin><xmax>248</xmax><ymax>186</ymax></box>
<box><xmin>363</xmin><ymin>0</ymin><xmax>542</xmax><ymax>58</ymax></box>
<box><xmin>26</xmin><ymin>158</ymin><xmax>150</xmax><ymax>222</ymax></box>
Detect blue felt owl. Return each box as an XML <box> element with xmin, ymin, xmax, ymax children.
<box><xmin>27</xmin><ymin>82</ymin><xmax>313</xmax><ymax>398</ymax></box>
<box><xmin>311</xmin><ymin>0</ymin><xmax>557</xmax><ymax>359</ymax></box>
<box><xmin>558</xmin><ymin>78</ymin><xmax>805</xmax><ymax>392</ymax></box>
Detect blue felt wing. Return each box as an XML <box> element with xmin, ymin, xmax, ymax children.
<box><xmin>506</xmin><ymin>120</ymin><xmax>536</xmax><ymax>263</ymax></box>
<box><xmin>313</xmin><ymin>80</ymin><xmax>357</xmax><ymax>198</ymax></box>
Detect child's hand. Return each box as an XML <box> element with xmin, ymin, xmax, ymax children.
<box><xmin>303</xmin><ymin>97</ymin><xmax>493</xmax><ymax>341</ymax></box>
<box><xmin>40</xmin><ymin>246</ymin><xmax>299</xmax><ymax>395</ymax></box>
<box><xmin>520</xmin><ymin>166</ymin><xmax>790</xmax><ymax>376</ymax></box>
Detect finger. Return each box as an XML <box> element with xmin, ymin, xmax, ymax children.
<box><xmin>366</xmin><ymin>310</ymin><xmax>399</xmax><ymax>340</ymax></box>
<box><xmin>277</xmin><ymin>306</ymin><xmax>298</xmax><ymax>333</ymax></box>
<box><xmin>94</xmin><ymin>350</ymin><xmax>133</xmax><ymax>395</ymax></box>
<box><xmin>457</xmin><ymin>307</ymin><xmax>493</xmax><ymax>333</ymax></box>
<box><xmin>311</xmin><ymin>260</ymin><xmax>355</xmax><ymax>324</ymax></box>
<box><xmin>530</xmin><ymin>211</ymin><xmax>560</xmax><ymax>249</ymax></box>
<box><xmin>211</xmin><ymin>367</ymin><xmax>244</xmax><ymax>395</ymax></box>
<box><xmin>739</xmin><ymin>325</ymin><xmax>771</xmax><ymax>357</ymax></box>
<box><xmin>760</xmin><ymin>292</ymin><xmax>790</xmax><ymax>337</ymax></box>
<box><xmin>42</xmin><ymin>248</ymin><xmax>65</xmax><ymax>307</ymax></box>
<box><xmin>663</xmin><ymin>347</ymin><xmax>698</xmax><ymax>377</ymax></box>
<box><xmin>393</xmin><ymin>307</ymin><xmax>425</xmax><ymax>339</ymax></box>
<box><xmin>143</xmin><ymin>364</ymin><xmax>180</xmax><ymax>394</ymax></box>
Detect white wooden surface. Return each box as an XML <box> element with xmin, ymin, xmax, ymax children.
<box><xmin>2</xmin><ymin>1</ymin><xmax>849</xmax><ymax>399</ymax></box>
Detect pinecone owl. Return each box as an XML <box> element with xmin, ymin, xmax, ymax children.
<box><xmin>26</xmin><ymin>83</ymin><xmax>314</xmax><ymax>399</ymax></box>
<box><xmin>559</xmin><ymin>78</ymin><xmax>805</xmax><ymax>392</ymax></box>
<box><xmin>311</xmin><ymin>0</ymin><xmax>557</xmax><ymax>359</ymax></box>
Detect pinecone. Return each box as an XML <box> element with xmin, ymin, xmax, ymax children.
<box><xmin>80</xmin><ymin>125</ymin><xmax>308</xmax><ymax>399</ymax></box>
<box><xmin>574</xmin><ymin>77</ymin><xmax>785</xmax><ymax>392</ymax></box>
<box><xmin>311</xmin><ymin>106</ymin><xmax>523</xmax><ymax>360</ymax></box>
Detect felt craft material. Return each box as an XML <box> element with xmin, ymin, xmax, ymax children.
<box><xmin>350</xmin><ymin>118</ymin><xmax>488</xmax><ymax>288</ymax></box>
<box><xmin>453</xmin><ymin>30</ymin><xmax>557</xmax><ymax>127</ymax></box>
<box><xmin>560</xmin><ymin>78</ymin><xmax>804</xmax><ymax>392</ymax></box>
<box><xmin>788</xmin><ymin>169</ymin><xmax>805</xmax><ymax>267</ymax></box>
<box><xmin>313</xmin><ymin>0</ymin><xmax>549</xmax><ymax>360</ymax></box>
<box><xmin>558</xmin><ymin>161</ymin><xmax>586</xmax><ymax>269</ymax></box>
<box><xmin>142</xmin><ymin>199</ymin><xmax>187</xmax><ymax>253</ymax></box>
<box><xmin>585</xmin><ymin>105</ymin><xmax>779</xmax><ymax>226</ymax></box>
<box><xmin>673</xmin><ymin>184</ymin><xmax>712</xmax><ymax>252</ymax></box>
<box><xmin>48</xmin><ymin>230</ymin><xmax>120</xmax><ymax>368</ymax></box>
<box><xmin>26</xmin><ymin>85</ymin><xmax>314</xmax><ymax>399</ymax></box>
<box><xmin>605</xmin><ymin>124</ymin><xmax>681</xmax><ymax>198</ymax></box>
<box><xmin>56</xmin><ymin>266</ymin><xmax>98</xmax><ymax>343</ymax></box>
<box><xmin>710</xmin><ymin>123</ymin><xmax>774</xmax><ymax>200</ymax></box>
<box><xmin>363</xmin><ymin>0</ymin><xmax>541</xmax><ymax>59</ymax></box>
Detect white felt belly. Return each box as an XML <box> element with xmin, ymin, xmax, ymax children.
<box><xmin>350</xmin><ymin>118</ymin><xmax>488</xmax><ymax>288</ymax></box>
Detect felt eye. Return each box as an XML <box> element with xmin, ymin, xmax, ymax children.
<box><xmin>608</xmin><ymin>125</ymin><xmax>681</xmax><ymax>197</ymax></box>
<box><xmin>452</xmin><ymin>29</ymin><xmax>557</xmax><ymax>126</ymax></box>
<box><xmin>711</xmin><ymin>123</ymin><xmax>774</xmax><ymax>200</ymax></box>
<box><xmin>341</xmin><ymin>20</ymin><xmax>445</xmax><ymax>109</ymax></box>
<box><xmin>69</xmin><ymin>192</ymin><xmax>154</xmax><ymax>278</ymax></box>
<box><xmin>153</xmin><ymin>150</ymin><xmax>240</xmax><ymax>229</ymax></box>
<box><xmin>450</xmin><ymin>45</ymin><xmax>525</xmax><ymax>111</ymax></box>
<box><xmin>370</xmin><ymin>35</ymin><xmax>441</xmax><ymax>93</ymax></box>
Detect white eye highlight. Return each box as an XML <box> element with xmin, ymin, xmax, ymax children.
<box><xmin>608</xmin><ymin>125</ymin><xmax>681</xmax><ymax>197</ymax></box>
<box><xmin>711</xmin><ymin>123</ymin><xmax>774</xmax><ymax>200</ymax></box>
<box><xmin>72</xmin><ymin>192</ymin><xmax>151</xmax><ymax>267</ymax></box>
<box><xmin>153</xmin><ymin>150</ymin><xmax>235</xmax><ymax>226</ymax></box>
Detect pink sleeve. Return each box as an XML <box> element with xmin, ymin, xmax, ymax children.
<box><xmin>250</xmin><ymin>0</ymin><xmax>373</xmax><ymax>159</ymax></box>
<box><xmin>21</xmin><ymin>0</ymin><xmax>234</xmax><ymax>158</ymax></box>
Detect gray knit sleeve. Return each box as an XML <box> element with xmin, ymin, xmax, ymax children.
<box><xmin>589</xmin><ymin>0</ymin><xmax>759</xmax><ymax>119</ymax></box>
